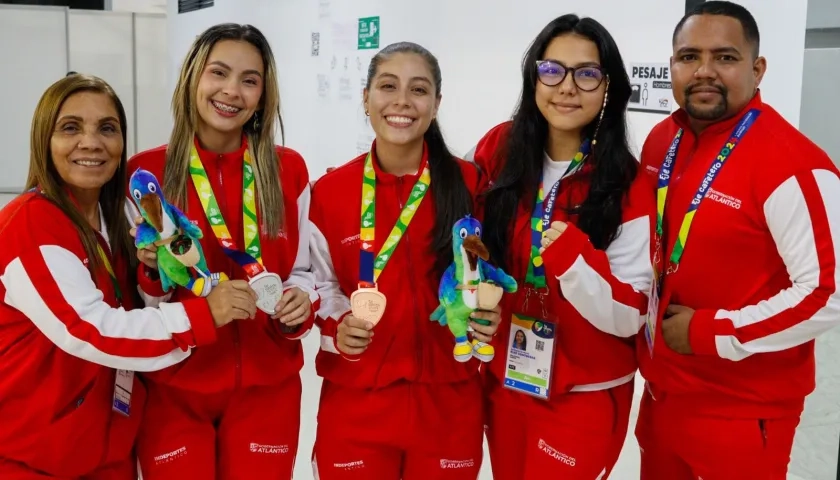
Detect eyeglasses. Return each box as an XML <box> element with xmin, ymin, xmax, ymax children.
<box><xmin>536</xmin><ymin>60</ymin><xmax>606</xmax><ymax>92</ymax></box>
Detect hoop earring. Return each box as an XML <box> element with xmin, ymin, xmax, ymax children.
<box><xmin>591</xmin><ymin>77</ymin><xmax>610</xmax><ymax>146</ymax></box>
<box><xmin>252</xmin><ymin>113</ymin><xmax>260</xmax><ymax>131</ymax></box>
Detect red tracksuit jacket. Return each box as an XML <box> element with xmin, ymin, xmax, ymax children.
<box><xmin>311</xmin><ymin>144</ymin><xmax>487</xmax><ymax>388</ymax></box>
<box><xmin>128</xmin><ymin>137</ymin><xmax>318</xmax><ymax>393</ymax></box>
<box><xmin>639</xmin><ymin>92</ymin><xmax>840</xmax><ymax>419</ymax></box>
<box><xmin>0</xmin><ymin>193</ymin><xmax>214</xmax><ymax>477</ymax></box>
<box><xmin>473</xmin><ymin>122</ymin><xmax>655</xmax><ymax>405</ymax></box>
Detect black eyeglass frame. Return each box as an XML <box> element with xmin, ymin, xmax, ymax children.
<box><xmin>535</xmin><ymin>60</ymin><xmax>608</xmax><ymax>92</ymax></box>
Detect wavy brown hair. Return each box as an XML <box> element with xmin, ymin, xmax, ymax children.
<box><xmin>165</xmin><ymin>23</ymin><xmax>286</xmax><ymax>235</ymax></box>
<box><xmin>25</xmin><ymin>74</ymin><xmax>136</xmax><ymax>278</ymax></box>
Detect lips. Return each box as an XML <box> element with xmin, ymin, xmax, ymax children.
<box><xmin>140</xmin><ymin>194</ymin><xmax>163</xmax><ymax>232</ymax></box>
<box><xmin>72</xmin><ymin>159</ymin><xmax>106</xmax><ymax>167</ymax></box>
<box><xmin>211</xmin><ymin>100</ymin><xmax>242</xmax><ymax>116</ymax></box>
<box><xmin>463</xmin><ymin>235</ymin><xmax>490</xmax><ymax>271</ymax></box>
<box><xmin>384</xmin><ymin>115</ymin><xmax>415</xmax><ymax>127</ymax></box>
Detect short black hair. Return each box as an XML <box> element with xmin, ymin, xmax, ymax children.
<box><xmin>673</xmin><ymin>1</ymin><xmax>760</xmax><ymax>58</ymax></box>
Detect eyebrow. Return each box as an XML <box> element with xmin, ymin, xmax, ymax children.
<box><xmin>542</xmin><ymin>58</ymin><xmax>602</xmax><ymax>68</ymax></box>
<box><xmin>676</xmin><ymin>46</ymin><xmax>742</xmax><ymax>56</ymax></box>
<box><xmin>57</xmin><ymin>115</ymin><xmax>121</xmax><ymax>124</ymax></box>
<box><xmin>376</xmin><ymin>72</ymin><xmax>432</xmax><ymax>84</ymax></box>
<box><xmin>207</xmin><ymin>60</ymin><xmax>263</xmax><ymax>77</ymax></box>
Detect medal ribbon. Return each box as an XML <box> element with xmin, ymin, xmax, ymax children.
<box><xmin>189</xmin><ymin>146</ymin><xmax>264</xmax><ymax>278</ymax></box>
<box><xmin>359</xmin><ymin>151</ymin><xmax>431</xmax><ymax>286</ymax></box>
<box><xmin>654</xmin><ymin>108</ymin><xmax>760</xmax><ymax>281</ymax></box>
<box><xmin>525</xmin><ymin>139</ymin><xmax>592</xmax><ymax>289</ymax></box>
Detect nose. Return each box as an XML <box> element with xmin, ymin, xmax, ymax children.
<box><xmin>221</xmin><ymin>77</ymin><xmax>242</xmax><ymax>98</ymax></box>
<box><xmin>693</xmin><ymin>56</ymin><xmax>718</xmax><ymax>80</ymax></box>
<box><xmin>393</xmin><ymin>87</ymin><xmax>410</xmax><ymax>107</ymax></box>
<box><xmin>76</xmin><ymin>128</ymin><xmax>105</xmax><ymax>151</ymax></box>
<box><xmin>557</xmin><ymin>71</ymin><xmax>577</xmax><ymax>95</ymax></box>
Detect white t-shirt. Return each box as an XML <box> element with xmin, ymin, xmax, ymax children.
<box><xmin>541</xmin><ymin>152</ymin><xmax>572</xmax><ymax>194</ymax></box>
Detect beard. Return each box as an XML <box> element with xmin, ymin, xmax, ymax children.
<box><xmin>684</xmin><ymin>83</ymin><xmax>729</xmax><ymax>121</ymax></box>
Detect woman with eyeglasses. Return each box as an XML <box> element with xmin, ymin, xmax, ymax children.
<box><xmin>471</xmin><ymin>14</ymin><xmax>655</xmax><ymax>480</ymax></box>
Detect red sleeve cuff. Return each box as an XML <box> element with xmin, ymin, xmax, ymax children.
<box><xmin>688</xmin><ymin>308</ymin><xmax>719</xmax><ymax>356</ymax></box>
<box><xmin>181</xmin><ymin>297</ymin><xmax>217</xmax><ymax>347</ymax></box>
<box><xmin>541</xmin><ymin>223</ymin><xmax>591</xmax><ymax>278</ymax></box>
<box><xmin>137</xmin><ymin>264</ymin><xmax>166</xmax><ymax>297</ymax></box>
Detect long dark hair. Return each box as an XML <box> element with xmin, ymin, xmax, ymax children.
<box><xmin>25</xmin><ymin>74</ymin><xmax>137</xmax><ymax>290</ymax></box>
<box><xmin>482</xmin><ymin>15</ymin><xmax>636</xmax><ymax>268</ymax></box>
<box><xmin>366</xmin><ymin>42</ymin><xmax>473</xmax><ymax>276</ymax></box>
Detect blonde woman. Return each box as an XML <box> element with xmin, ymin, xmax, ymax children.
<box><xmin>128</xmin><ymin>24</ymin><xmax>317</xmax><ymax>479</ymax></box>
<box><xmin>0</xmin><ymin>74</ymin><xmax>246</xmax><ymax>478</ymax></box>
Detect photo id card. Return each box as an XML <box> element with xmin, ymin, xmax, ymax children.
<box><xmin>503</xmin><ymin>312</ymin><xmax>556</xmax><ymax>400</ymax></box>
<box><xmin>112</xmin><ymin>369</ymin><xmax>134</xmax><ymax>417</ymax></box>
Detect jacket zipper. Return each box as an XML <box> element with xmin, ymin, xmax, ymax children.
<box><xmin>217</xmin><ymin>155</ymin><xmax>242</xmax><ymax>389</ymax></box>
<box><xmin>396</xmin><ymin>177</ymin><xmax>422</xmax><ymax>380</ymax></box>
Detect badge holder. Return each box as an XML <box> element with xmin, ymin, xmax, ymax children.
<box><xmin>351</xmin><ymin>284</ymin><xmax>387</xmax><ymax>326</ymax></box>
<box><xmin>112</xmin><ymin>369</ymin><xmax>134</xmax><ymax>417</ymax></box>
<box><xmin>502</xmin><ymin>288</ymin><xmax>558</xmax><ymax>401</ymax></box>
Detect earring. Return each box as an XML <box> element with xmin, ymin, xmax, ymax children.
<box><xmin>591</xmin><ymin>78</ymin><xmax>610</xmax><ymax>146</ymax></box>
<box><xmin>252</xmin><ymin>113</ymin><xmax>260</xmax><ymax>131</ymax></box>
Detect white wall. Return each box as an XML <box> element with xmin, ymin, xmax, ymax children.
<box><xmin>168</xmin><ymin>0</ymin><xmax>808</xmax><ymax>180</ymax></box>
<box><xmin>166</xmin><ymin>2</ymin><xmax>810</xmax><ymax>479</ymax></box>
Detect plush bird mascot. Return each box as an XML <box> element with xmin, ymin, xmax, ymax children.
<box><xmin>129</xmin><ymin>169</ymin><xmax>227</xmax><ymax>297</ymax></box>
<box><xmin>431</xmin><ymin>215</ymin><xmax>518</xmax><ymax>362</ymax></box>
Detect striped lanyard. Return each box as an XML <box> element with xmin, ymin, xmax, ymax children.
<box><xmin>189</xmin><ymin>145</ymin><xmax>264</xmax><ymax>278</ymax></box>
<box><xmin>524</xmin><ymin>139</ymin><xmax>591</xmax><ymax>289</ymax></box>
<box><xmin>654</xmin><ymin>108</ymin><xmax>760</xmax><ymax>281</ymax></box>
<box><xmin>358</xmin><ymin>151</ymin><xmax>431</xmax><ymax>287</ymax></box>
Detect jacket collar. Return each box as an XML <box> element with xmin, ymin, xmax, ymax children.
<box><xmin>368</xmin><ymin>139</ymin><xmax>430</xmax><ymax>185</ymax></box>
<box><xmin>192</xmin><ymin>134</ymin><xmax>249</xmax><ymax>163</ymax></box>
<box><xmin>672</xmin><ymin>90</ymin><xmax>765</xmax><ymax>137</ymax></box>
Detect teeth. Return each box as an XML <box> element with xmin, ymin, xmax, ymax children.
<box><xmin>75</xmin><ymin>160</ymin><xmax>104</xmax><ymax>166</ymax></box>
<box><xmin>212</xmin><ymin>101</ymin><xmax>241</xmax><ymax>113</ymax></box>
<box><xmin>386</xmin><ymin>116</ymin><xmax>413</xmax><ymax>125</ymax></box>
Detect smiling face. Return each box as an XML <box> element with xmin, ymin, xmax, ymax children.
<box><xmin>50</xmin><ymin>91</ymin><xmax>123</xmax><ymax>195</ymax></box>
<box><xmin>535</xmin><ymin>34</ymin><xmax>607</xmax><ymax>135</ymax></box>
<box><xmin>671</xmin><ymin>14</ymin><xmax>765</xmax><ymax>125</ymax></box>
<box><xmin>363</xmin><ymin>52</ymin><xmax>441</xmax><ymax>150</ymax></box>
<box><xmin>195</xmin><ymin>39</ymin><xmax>265</xmax><ymax>140</ymax></box>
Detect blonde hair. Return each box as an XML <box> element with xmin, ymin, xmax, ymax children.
<box><xmin>165</xmin><ymin>23</ymin><xmax>285</xmax><ymax>235</ymax></box>
<box><xmin>25</xmin><ymin>74</ymin><xmax>135</xmax><ymax>276</ymax></box>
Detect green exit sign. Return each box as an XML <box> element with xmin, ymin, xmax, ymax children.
<box><xmin>358</xmin><ymin>16</ymin><xmax>380</xmax><ymax>50</ymax></box>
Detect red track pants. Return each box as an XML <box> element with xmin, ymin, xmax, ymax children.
<box><xmin>0</xmin><ymin>458</ymin><xmax>134</xmax><ymax>480</ymax></box>
<box><xmin>312</xmin><ymin>377</ymin><xmax>484</xmax><ymax>480</ymax></box>
<box><xmin>486</xmin><ymin>380</ymin><xmax>633</xmax><ymax>480</ymax></box>
<box><xmin>136</xmin><ymin>376</ymin><xmax>302</xmax><ymax>480</ymax></box>
<box><xmin>635</xmin><ymin>388</ymin><xmax>800</xmax><ymax>480</ymax></box>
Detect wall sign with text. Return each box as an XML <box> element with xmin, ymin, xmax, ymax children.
<box><xmin>627</xmin><ymin>62</ymin><xmax>675</xmax><ymax>115</ymax></box>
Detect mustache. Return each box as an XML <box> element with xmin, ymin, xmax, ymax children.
<box><xmin>684</xmin><ymin>83</ymin><xmax>728</xmax><ymax>97</ymax></box>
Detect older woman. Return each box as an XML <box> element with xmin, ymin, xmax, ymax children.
<box><xmin>0</xmin><ymin>74</ymin><xmax>255</xmax><ymax>479</ymax></box>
